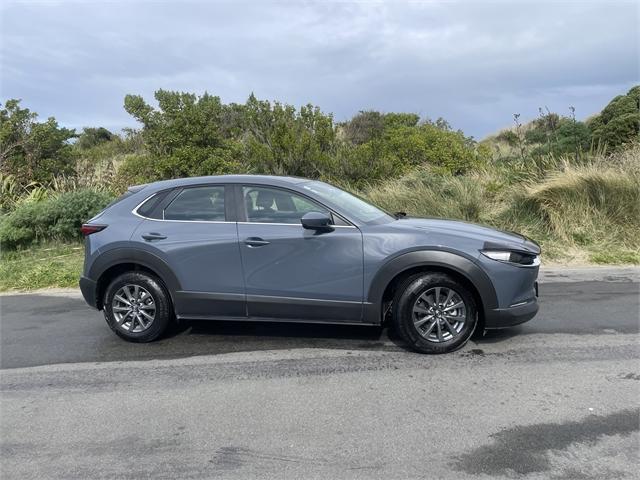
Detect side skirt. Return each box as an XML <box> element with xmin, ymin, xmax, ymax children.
<box><xmin>173</xmin><ymin>291</ymin><xmax>377</xmax><ymax>325</ymax></box>
<box><xmin>246</xmin><ymin>294</ymin><xmax>367</xmax><ymax>323</ymax></box>
<box><xmin>174</xmin><ymin>314</ymin><xmax>379</xmax><ymax>326</ymax></box>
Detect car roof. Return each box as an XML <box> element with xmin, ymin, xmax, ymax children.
<box><xmin>136</xmin><ymin>174</ymin><xmax>312</xmax><ymax>191</ymax></box>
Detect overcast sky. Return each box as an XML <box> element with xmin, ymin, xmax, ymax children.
<box><xmin>1</xmin><ymin>0</ymin><xmax>638</xmax><ymax>138</ymax></box>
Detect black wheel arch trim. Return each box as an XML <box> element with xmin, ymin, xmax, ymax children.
<box><xmin>88</xmin><ymin>247</ymin><xmax>181</xmax><ymax>308</ymax></box>
<box><xmin>364</xmin><ymin>249</ymin><xmax>498</xmax><ymax>324</ymax></box>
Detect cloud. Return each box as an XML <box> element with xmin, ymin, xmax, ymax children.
<box><xmin>1</xmin><ymin>0</ymin><xmax>638</xmax><ymax>137</ymax></box>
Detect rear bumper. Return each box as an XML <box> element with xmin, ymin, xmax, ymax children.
<box><xmin>484</xmin><ymin>298</ymin><xmax>538</xmax><ymax>328</ymax></box>
<box><xmin>79</xmin><ymin>276</ymin><xmax>99</xmax><ymax>309</ymax></box>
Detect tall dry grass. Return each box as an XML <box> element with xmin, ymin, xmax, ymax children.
<box><xmin>361</xmin><ymin>144</ymin><xmax>640</xmax><ymax>263</ymax></box>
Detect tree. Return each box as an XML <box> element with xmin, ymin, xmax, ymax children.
<box><xmin>339</xmin><ymin>111</ymin><xmax>385</xmax><ymax>145</ymax></box>
<box><xmin>0</xmin><ymin>99</ymin><xmax>76</xmax><ymax>185</ymax></box>
<box><xmin>588</xmin><ymin>85</ymin><xmax>640</xmax><ymax>150</ymax></box>
<box><xmin>123</xmin><ymin>90</ymin><xmax>243</xmax><ymax>178</ymax></box>
<box><xmin>124</xmin><ymin>90</ymin><xmax>229</xmax><ymax>155</ymax></box>
<box><xmin>76</xmin><ymin>127</ymin><xmax>115</xmax><ymax>150</ymax></box>
<box><xmin>242</xmin><ymin>94</ymin><xmax>337</xmax><ymax>177</ymax></box>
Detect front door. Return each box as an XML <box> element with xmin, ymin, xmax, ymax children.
<box><xmin>236</xmin><ymin>185</ymin><xmax>364</xmax><ymax>322</ymax></box>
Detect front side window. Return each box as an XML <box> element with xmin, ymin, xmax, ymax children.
<box><xmin>243</xmin><ymin>186</ymin><xmax>330</xmax><ymax>224</ymax></box>
<box><xmin>164</xmin><ymin>186</ymin><xmax>225</xmax><ymax>221</ymax></box>
<box><xmin>302</xmin><ymin>181</ymin><xmax>394</xmax><ymax>225</ymax></box>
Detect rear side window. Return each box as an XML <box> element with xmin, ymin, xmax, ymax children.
<box><xmin>164</xmin><ymin>186</ymin><xmax>226</xmax><ymax>221</ymax></box>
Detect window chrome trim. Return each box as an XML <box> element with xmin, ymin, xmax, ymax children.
<box><xmin>237</xmin><ymin>221</ymin><xmax>357</xmax><ymax>229</ymax></box>
<box><xmin>132</xmin><ymin>195</ymin><xmax>356</xmax><ymax>227</ymax></box>
<box><xmin>132</xmin><ymin>194</ymin><xmax>157</xmax><ymax>219</ymax></box>
<box><xmin>131</xmin><ymin>194</ymin><xmax>233</xmax><ymax>224</ymax></box>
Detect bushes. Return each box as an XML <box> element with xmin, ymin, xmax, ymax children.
<box><xmin>0</xmin><ymin>189</ymin><xmax>113</xmax><ymax>249</ymax></box>
<box><xmin>588</xmin><ymin>86</ymin><xmax>640</xmax><ymax>150</ymax></box>
<box><xmin>1</xmin><ymin>100</ymin><xmax>77</xmax><ymax>185</ymax></box>
<box><xmin>115</xmin><ymin>147</ymin><xmax>243</xmax><ymax>189</ymax></box>
<box><xmin>118</xmin><ymin>90</ymin><xmax>483</xmax><ymax>186</ymax></box>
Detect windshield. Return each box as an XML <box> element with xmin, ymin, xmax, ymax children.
<box><xmin>302</xmin><ymin>181</ymin><xmax>395</xmax><ymax>225</ymax></box>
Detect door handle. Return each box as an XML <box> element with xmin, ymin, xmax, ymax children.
<box><xmin>244</xmin><ymin>237</ymin><xmax>270</xmax><ymax>247</ymax></box>
<box><xmin>142</xmin><ymin>232</ymin><xmax>167</xmax><ymax>241</ymax></box>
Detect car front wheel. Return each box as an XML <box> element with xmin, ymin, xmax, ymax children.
<box><xmin>392</xmin><ymin>272</ymin><xmax>477</xmax><ymax>354</ymax></box>
<box><xmin>103</xmin><ymin>272</ymin><xmax>172</xmax><ymax>342</ymax></box>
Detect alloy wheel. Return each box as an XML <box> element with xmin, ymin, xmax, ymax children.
<box><xmin>412</xmin><ymin>286</ymin><xmax>467</xmax><ymax>343</ymax></box>
<box><xmin>111</xmin><ymin>284</ymin><xmax>156</xmax><ymax>333</ymax></box>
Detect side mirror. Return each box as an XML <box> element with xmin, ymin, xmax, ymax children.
<box><xmin>301</xmin><ymin>211</ymin><xmax>333</xmax><ymax>231</ymax></box>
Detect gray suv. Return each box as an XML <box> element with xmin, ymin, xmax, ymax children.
<box><xmin>79</xmin><ymin>175</ymin><xmax>540</xmax><ymax>354</ymax></box>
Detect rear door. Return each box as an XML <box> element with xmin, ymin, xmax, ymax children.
<box><xmin>236</xmin><ymin>185</ymin><xmax>364</xmax><ymax>322</ymax></box>
<box><xmin>132</xmin><ymin>184</ymin><xmax>245</xmax><ymax>319</ymax></box>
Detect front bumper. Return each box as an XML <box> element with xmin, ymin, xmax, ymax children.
<box><xmin>79</xmin><ymin>276</ymin><xmax>99</xmax><ymax>309</ymax></box>
<box><xmin>484</xmin><ymin>297</ymin><xmax>538</xmax><ymax>328</ymax></box>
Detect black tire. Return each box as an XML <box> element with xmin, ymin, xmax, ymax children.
<box><xmin>392</xmin><ymin>272</ymin><xmax>477</xmax><ymax>354</ymax></box>
<box><xmin>103</xmin><ymin>271</ymin><xmax>172</xmax><ymax>343</ymax></box>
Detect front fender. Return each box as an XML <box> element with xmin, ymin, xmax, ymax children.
<box><xmin>364</xmin><ymin>249</ymin><xmax>498</xmax><ymax>324</ymax></box>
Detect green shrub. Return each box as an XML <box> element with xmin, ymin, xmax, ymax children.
<box><xmin>1</xmin><ymin>99</ymin><xmax>77</xmax><ymax>185</ymax></box>
<box><xmin>0</xmin><ymin>189</ymin><xmax>113</xmax><ymax>249</ymax></box>
<box><xmin>114</xmin><ymin>153</ymin><xmax>162</xmax><ymax>188</ymax></box>
<box><xmin>115</xmin><ymin>146</ymin><xmax>244</xmax><ymax>190</ymax></box>
<box><xmin>588</xmin><ymin>86</ymin><xmax>640</xmax><ymax>150</ymax></box>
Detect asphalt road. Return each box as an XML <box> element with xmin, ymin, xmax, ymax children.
<box><xmin>1</xmin><ymin>272</ymin><xmax>639</xmax><ymax>479</ymax></box>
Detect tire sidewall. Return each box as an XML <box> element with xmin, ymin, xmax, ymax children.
<box><xmin>103</xmin><ymin>272</ymin><xmax>172</xmax><ymax>343</ymax></box>
<box><xmin>393</xmin><ymin>273</ymin><xmax>477</xmax><ymax>354</ymax></box>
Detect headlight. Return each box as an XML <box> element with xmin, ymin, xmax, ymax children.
<box><xmin>481</xmin><ymin>250</ymin><xmax>540</xmax><ymax>266</ymax></box>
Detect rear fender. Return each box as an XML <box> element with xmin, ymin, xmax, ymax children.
<box><xmin>88</xmin><ymin>247</ymin><xmax>182</xmax><ymax>306</ymax></box>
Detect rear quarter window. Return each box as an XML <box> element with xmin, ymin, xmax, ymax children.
<box><xmin>136</xmin><ymin>190</ymin><xmax>171</xmax><ymax>219</ymax></box>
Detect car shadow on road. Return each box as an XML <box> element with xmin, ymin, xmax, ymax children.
<box><xmin>166</xmin><ymin>318</ymin><xmax>522</xmax><ymax>354</ymax></box>
<box><xmin>474</xmin><ymin>326</ymin><xmax>525</xmax><ymax>344</ymax></box>
<box><xmin>169</xmin><ymin>319</ymin><xmax>401</xmax><ymax>350</ymax></box>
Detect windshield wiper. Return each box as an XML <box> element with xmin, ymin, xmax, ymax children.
<box><xmin>394</xmin><ymin>211</ymin><xmax>407</xmax><ymax>219</ymax></box>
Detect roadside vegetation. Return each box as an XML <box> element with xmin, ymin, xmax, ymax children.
<box><xmin>0</xmin><ymin>86</ymin><xmax>638</xmax><ymax>290</ymax></box>
<box><xmin>0</xmin><ymin>243</ymin><xmax>83</xmax><ymax>291</ymax></box>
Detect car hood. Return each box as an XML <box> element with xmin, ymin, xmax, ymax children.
<box><xmin>395</xmin><ymin>217</ymin><xmax>541</xmax><ymax>254</ymax></box>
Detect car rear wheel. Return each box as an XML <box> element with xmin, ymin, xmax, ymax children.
<box><xmin>103</xmin><ymin>272</ymin><xmax>172</xmax><ymax>342</ymax></box>
<box><xmin>392</xmin><ymin>272</ymin><xmax>477</xmax><ymax>354</ymax></box>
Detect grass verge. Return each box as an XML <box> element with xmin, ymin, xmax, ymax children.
<box><xmin>0</xmin><ymin>243</ymin><xmax>84</xmax><ymax>291</ymax></box>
